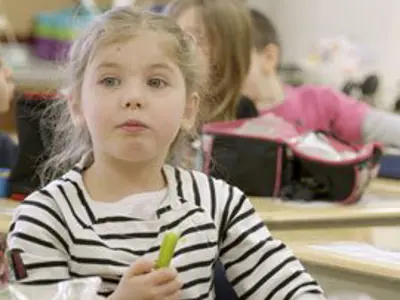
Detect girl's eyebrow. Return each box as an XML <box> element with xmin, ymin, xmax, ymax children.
<box><xmin>94</xmin><ymin>61</ymin><xmax>176</xmax><ymax>74</ymax></box>
<box><xmin>95</xmin><ymin>61</ymin><xmax>122</xmax><ymax>71</ymax></box>
<box><xmin>147</xmin><ymin>63</ymin><xmax>175</xmax><ymax>73</ymax></box>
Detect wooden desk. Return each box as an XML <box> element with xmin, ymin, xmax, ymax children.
<box><xmin>274</xmin><ymin>226</ymin><xmax>400</xmax><ymax>300</ymax></box>
<box><xmin>251</xmin><ymin>194</ymin><xmax>400</xmax><ymax>230</ymax></box>
<box><xmin>0</xmin><ymin>199</ymin><xmax>19</xmax><ymax>233</ymax></box>
<box><xmin>250</xmin><ymin>176</ymin><xmax>400</xmax><ymax>230</ymax></box>
<box><xmin>368</xmin><ymin>177</ymin><xmax>400</xmax><ymax>196</ymax></box>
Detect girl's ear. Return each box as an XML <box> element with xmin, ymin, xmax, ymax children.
<box><xmin>181</xmin><ymin>92</ymin><xmax>200</xmax><ymax>131</ymax></box>
<box><xmin>67</xmin><ymin>92</ymin><xmax>85</xmax><ymax>127</ymax></box>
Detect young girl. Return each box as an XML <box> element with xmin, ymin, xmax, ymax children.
<box><xmin>168</xmin><ymin>0</ymin><xmax>253</xmax><ymax>123</ymax></box>
<box><xmin>242</xmin><ymin>8</ymin><xmax>400</xmax><ymax>148</ymax></box>
<box><xmin>7</xmin><ymin>7</ymin><xmax>325</xmax><ymax>300</ymax></box>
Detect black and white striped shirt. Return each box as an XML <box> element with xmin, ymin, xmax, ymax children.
<box><xmin>8</xmin><ymin>164</ymin><xmax>324</xmax><ymax>299</ymax></box>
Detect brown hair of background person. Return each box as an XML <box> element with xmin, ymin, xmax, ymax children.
<box><xmin>168</xmin><ymin>0</ymin><xmax>253</xmax><ymax>122</ymax></box>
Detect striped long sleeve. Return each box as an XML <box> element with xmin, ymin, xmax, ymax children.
<box><xmin>217</xmin><ymin>184</ymin><xmax>324</xmax><ymax>299</ymax></box>
<box><xmin>8</xmin><ymin>191</ymin><xmax>71</xmax><ymax>285</ymax></box>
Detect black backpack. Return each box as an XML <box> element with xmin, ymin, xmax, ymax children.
<box><xmin>9</xmin><ymin>92</ymin><xmax>56</xmax><ymax>200</ymax></box>
<box><xmin>201</xmin><ymin>117</ymin><xmax>382</xmax><ymax>203</ymax></box>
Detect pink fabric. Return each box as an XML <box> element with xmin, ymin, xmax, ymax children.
<box><xmin>259</xmin><ymin>85</ymin><xmax>370</xmax><ymax>144</ymax></box>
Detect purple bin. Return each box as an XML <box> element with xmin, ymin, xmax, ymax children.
<box><xmin>34</xmin><ymin>37</ymin><xmax>72</xmax><ymax>61</ymax></box>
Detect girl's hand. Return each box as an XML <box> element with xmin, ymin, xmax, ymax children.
<box><xmin>109</xmin><ymin>257</ymin><xmax>182</xmax><ymax>300</ymax></box>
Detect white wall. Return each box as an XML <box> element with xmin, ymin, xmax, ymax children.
<box><xmin>247</xmin><ymin>0</ymin><xmax>400</xmax><ymax>109</ymax></box>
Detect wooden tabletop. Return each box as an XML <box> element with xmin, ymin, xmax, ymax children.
<box><xmin>368</xmin><ymin>177</ymin><xmax>400</xmax><ymax>196</ymax></box>
<box><xmin>0</xmin><ymin>199</ymin><xmax>19</xmax><ymax>233</ymax></box>
<box><xmin>250</xmin><ymin>177</ymin><xmax>400</xmax><ymax>230</ymax></box>
<box><xmin>273</xmin><ymin>226</ymin><xmax>400</xmax><ymax>281</ymax></box>
<box><xmin>250</xmin><ymin>194</ymin><xmax>400</xmax><ymax>229</ymax></box>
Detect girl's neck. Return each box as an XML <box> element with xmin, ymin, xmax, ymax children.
<box><xmin>256</xmin><ymin>75</ymin><xmax>285</xmax><ymax>111</ymax></box>
<box><xmin>83</xmin><ymin>154</ymin><xmax>166</xmax><ymax>203</ymax></box>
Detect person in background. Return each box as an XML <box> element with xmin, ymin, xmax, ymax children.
<box><xmin>0</xmin><ymin>59</ymin><xmax>17</xmax><ymax>169</ymax></box>
<box><xmin>241</xmin><ymin>8</ymin><xmax>400</xmax><ymax>148</ymax></box>
<box><xmin>7</xmin><ymin>7</ymin><xmax>325</xmax><ymax>300</ymax></box>
<box><xmin>168</xmin><ymin>0</ymin><xmax>253</xmax><ymax>123</ymax></box>
<box><xmin>167</xmin><ymin>0</ymin><xmax>256</xmax><ymax>170</ymax></box>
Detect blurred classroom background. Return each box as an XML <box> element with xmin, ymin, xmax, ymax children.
<box><xmin>1</xmin><ymin>1</ymin><xmax>400</xmax><ymax>299</ymax></box>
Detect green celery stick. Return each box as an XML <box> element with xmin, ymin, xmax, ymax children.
<box><xmin>155</xmin><ymin>232</ymin><xmax>180</xmax><ymax>269</ymax></box>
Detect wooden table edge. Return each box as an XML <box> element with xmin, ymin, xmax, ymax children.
<box><xmin>291</xmin><ymin>244</ymin><xmax>400</xmax><ymax>281</ymax></box>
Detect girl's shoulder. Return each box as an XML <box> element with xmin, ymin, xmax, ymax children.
<box><xmin>170</xmin><ymin>166</ymin><xmax>241</xmax><ymax>196</ymax></box>
<box><xmin>22</xmin><ymin>167</ymin><xmax>83</xmax><ymax>208</ymax></box>
<box><xmin>167</xmin><ymin>166</ymin><xmax>246</xmax><ymax>218</ymax></box>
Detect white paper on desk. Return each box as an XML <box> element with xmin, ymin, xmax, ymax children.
<box><xmin>311</xmin><ymin>242</ymin><xmax>400</xmax><ymax>265</ymax></box>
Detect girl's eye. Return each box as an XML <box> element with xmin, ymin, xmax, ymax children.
<box><xmin>147</xmin><ymin>78</ymin><xmax>167</xmax><ymax>89</ymax></box>
<box><xmin>99</xmin><ymin>77</ymin><xmax>121</xmax><ymax>88</ymax></box>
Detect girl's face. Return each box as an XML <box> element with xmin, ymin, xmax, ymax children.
<box><xmin>72</xmin><ymin>33</ymin><xmax>197</xmax><ymax>165</ymax></box>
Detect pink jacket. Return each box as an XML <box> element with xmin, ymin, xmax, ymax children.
<box><xmin>260</xmin><ymin>85</ymin><xmax>370</xmax><ymax>144</ymax></box>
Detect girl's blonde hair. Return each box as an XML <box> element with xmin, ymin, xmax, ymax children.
<box><xmin>40</xmin><ymin>7</ymin><xmax>206</xmax><ymax>184</ymax></box>
<box><xmin>168</xmin><ymin>0</ymin><xmax>252</xmax><ymax>122</ymax></box>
